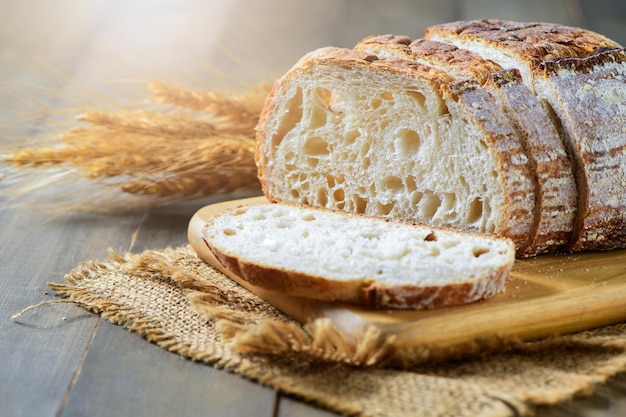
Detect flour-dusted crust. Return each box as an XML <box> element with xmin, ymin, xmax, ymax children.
<box><xmin>534</xmin><ymin>49</ymin><xmax>626</xmax><ymax>251</ymax></box>
<box><xmin>485</xmin><ymin>70</ymin><xmax>577</xmax><ymax>255</ymax></box>
<box><xmin>425</xmin><ymin>19</ymin><xmax>620</xmax><ymax>64</ymax></box>
<box><xmin>202</xmin><ymin>203</ymin><xmax>515</xmax><ymax>310</ymax></box>
<box><xmin>356</xmin><ymin>36</ymin><xmax>502</xmax><ymax>84</ymax></box>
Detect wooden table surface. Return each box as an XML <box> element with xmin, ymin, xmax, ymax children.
<box><xmin>2</xmin><ymin>1</ymin><xmax>626</xmax><ymax>416</ymax></box>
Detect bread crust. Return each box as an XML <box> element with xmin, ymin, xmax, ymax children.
<box><xmin>356</xmin><ymin>36</ymin><xmax>502</xmax><ymax>83</ymax></box>
<box><xmin>425</xmin><ymin>19</ymin><xmax>621</xmax><ymax>65</ymax></box>
<box><xmin>485</xmin><ymin>70</ymin><xmax>577</xmax><ymax>255</ymax></box>
<box><xmin>445</xmin><ymin>80</ymin><xmax>535</xmax><ymax>250</ymax></box>
<box><xmin>203</xmin><ymin>204</ymin><xmax>514</xmax><ymax>310</ymax></box>
<box><xmin>535</xmin><ymin>49</ymin><xmax>626</xmax><ymax>251</ymax></box>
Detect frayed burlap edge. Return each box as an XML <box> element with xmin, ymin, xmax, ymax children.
<box><xmin>22</xmin><ymin>245</ymin><xmax>626</xmax><ymax>417</ymax></box>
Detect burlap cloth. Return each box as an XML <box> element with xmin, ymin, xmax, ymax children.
<box><xmin>45</xmin><ymin>245</ymin><xmax>626</xmax><ymax>417</ymax></box>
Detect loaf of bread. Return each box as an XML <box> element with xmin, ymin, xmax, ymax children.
<box><xmin>202</xmin><ymin>203</ymin><xmax>515</xmax><ymax>309</ymax></box>
<box><xmin>256</xmin><ymin>19</ymin><xmax>626</xmax><ymax>256</ymax></box>
<box><xmin>426</xmin><ymin>20</ymin><xmax>626</xmax><ymax>252</ymax></box>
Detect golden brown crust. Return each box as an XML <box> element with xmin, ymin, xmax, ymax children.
<box><xmin>363</xmin><ymin>268</ymin><xmax>509</xmax><ymax>309</ymax></box>
<box><xmin>356</xmin><ymin>36</ymin><xmax>502</xmax><ymax>84</ymax></box>
<box><xmin>425</xmin><ymin>19</ymin><xmax>621</xmax><ymax>67</ymax></box>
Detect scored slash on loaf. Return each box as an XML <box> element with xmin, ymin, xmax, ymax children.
<box><xmin>255</xmin><ymin>19</ymin><xmax>626</xmax><ymax>257</ymax></box>
<box><xmin>202</xmin><ymin>203</ymin><xmax>516</xmax><ymax>309</ymax></box>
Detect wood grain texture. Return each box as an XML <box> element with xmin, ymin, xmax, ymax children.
<box><xmin>2</xmin><ymin>1</ymin><xmax>626</xmax><ymax>417</ymax></box>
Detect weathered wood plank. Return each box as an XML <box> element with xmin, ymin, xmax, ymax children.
<box><xmin>0</xmin><ymin>209</ymin><xmax>146</xmax><ymax>417</ymax></box>
<box><xmin>60</xmin><ymin>320</ymin><xmax>276</xmax><ymax>417</ymax></box>
<box><xmin>0</xmin><ymin>2</ymin><xmax>148</xmax><ymax>417</ymax></box>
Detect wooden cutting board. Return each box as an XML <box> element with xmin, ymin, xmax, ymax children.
<box><xmin>188</xmin><ymin>196</ymin><xmax>626</xmax><ymax>353</ymax></box>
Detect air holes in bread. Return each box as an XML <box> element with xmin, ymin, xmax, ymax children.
<box><xmin>223</xmin><ymin>228</ymin><xmax>237</xmax><ymax>236</ymax></box>
<box><xmin>315</xmin><ymin>86</ymin><xmax>345</xmax><ymax>115</ymax></box>
<box><xmin>381</xmin><ymin>176</ymin><xmax>403</xmax><ymax>192</ymax></box>
<box><xmin>318</xmin><ymin>189</ymin><xmax>328</xmax><ymax>206</ymax></box>
<box><xmin>396</xmin><ymin>128</ymin><xmax>421</xmax><ymax>156</ymax></box>
<box><xmin>333</xmin><ymin>188</ymin><xmax>345</xmax><ymax>204</ymax></box>
<box><xmin>441</xmin><ymin>193</ymin><xmax>456</xmax><ymax>212</ymax></box>
<box><xmin>274</xmin><ymin>87</ymin><xmax>303</xmax><ymax>147</ymax></box>
<box><xmin>424</xmin><ymin>231</ymin><xmax>437</xmax><ymax>241</ymax></box>
<box><xmin>406</xmin><ymin>176</ymin><xmax>417</xmax><ymax>192</ymax></box>
<box><xmin>355</xmin><ymin>195</ymin><xmax>368</xmax><ymax>213</ymax></box>
<box><xmin>309</xmin><ymin>105</ymin><xmax>327</xmax><ymax>129</ymax></box>
<box><xmin>376</xmin><ymin>201</ymin><xmax>394</xmax><ymax>215</ymax></box>
<box><xmin>407</xmin><ymin>90</ymin><xmax>426</xmax><ymax>107</ymax></box>
<box><xmin>302</xmin><ymin>213</ymin><xmax>315</xmax><ymax>221</ymax></box>
<box><xmin>345</xmin><ymin>130</ymin><xmax>360</xmax><ymax>145</ymax></box>
<box><xmin>381</xmin><ymin>91</ymin><xmax>393</xmax><ymax>100</ymax></box>
<box><xmin>467</xmin><ymin>198</ymin><xmax>483</xmax><ymax>223</ymax></box>
<box><xmin>473</xmin><ymin>248</ymin><xmax>489</xmax><ymax>257</ymax></box>
<box><xmin>303</xmin><ymin>136</ymin><xmax>330</xmax><ymax>156</ymax></box>
<box><xmin>418</xmin><ymin>192</ymin><xmax>441</xmax><ymax>218</ymax></box>
<box><xmin>315</xmin><ymin>86</ymin><xmax>332</xmax><ymax>106</ymax></box>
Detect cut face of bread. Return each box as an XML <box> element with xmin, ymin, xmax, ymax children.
<box><xmin>355</xmin><ymin>35</ymin><xmax>578</xmax><ymax>256</ymax></box>
<box><xmin>426</xmin><ymin>20</ymin><xmax>626</xmax><ymax>252</ymax></box>
<box><xmin>256</xmin><ymin>47</ymin><xmax>535</xmax><ymax>251</ymax></box>
<box><xmin>202</xmin><ymin>203</ymin><xmax>516</xmax><ymax>309</ymax></box>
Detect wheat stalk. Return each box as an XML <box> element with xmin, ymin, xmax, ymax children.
<box><xmin>1</xmin><ymin>81</ymin><xmax>271</xmax><ymax>211</ymax></box>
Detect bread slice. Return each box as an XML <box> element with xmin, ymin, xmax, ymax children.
<box><xmin>202</xmin><ymin>203</ymin><xmax>516</xmax><ymax>309</ymax></box>
<box><xmin>425</xmin><ymin>19</ymin><xmax>626</xmax><ymax>252</ymax></box>
<box><xmin>355</xmin><ymin>35</ymin><xmax>578</xmax><ymax>256</ymax></box>
<box><xmin>256</xmin><ymin>46</ymin><xmax>535</xmax><ymax>252</ymax></box>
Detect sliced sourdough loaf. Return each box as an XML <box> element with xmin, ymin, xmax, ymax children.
<box><xmin>256</xmin><ymin>46</ymin><xmax>535</xmax><ymax>252</ymax></box>
<box><xmin>202</xmin><ymin>203</ymin><xmax>516</xmax><ymax>309</ymax></box>
<box><xmin>355</xmin><ymin>35</ymin><xmax>578</xmax><ymax>256</ymax></box>
<box><xmin>425</xmin><ymin>19</ymin><xmax>626</xmax><ymax>252</ymax></box>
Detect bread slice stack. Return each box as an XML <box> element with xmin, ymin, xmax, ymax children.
<box><xmin>256</xmin><ymin>19</ymin><xmax>626</xmax><ymax>257</ymax></box>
